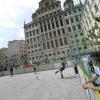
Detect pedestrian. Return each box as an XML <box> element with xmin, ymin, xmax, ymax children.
<box><xmin>33</xmin><ymin>67</ymin><xmax>36</xmax><ymax>74</ymax></box>
<box><xmin>33</xmin><ymin>65</ymin><xmax>39</xmax><ymax>79</ymax></box>
<box><xmin>83</xmin><ymin>52</ymin><xmax>100</xmax><ymax>92</ymax></box>
<box><xmin>55</xmin><ymin>58</ymin><xmax>66</xmax><ymax>79</ymax></box>
<box><xmin>74</xmin><ymin>63</ymin><xmax>78</xmax><ymax>74</ymax></box>
<box><xmin>10</xmin><ymin>66</ymin><xmax>13</xmax><ymax>77</ymax></box>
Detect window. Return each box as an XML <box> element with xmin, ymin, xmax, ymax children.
<box><xmin>55</xmin><ymin>17</ymin><xmax>59</xmax><ymax>27</ymax></box>
<box><xmin>38</xmin><ymin>44</ymin><xmax>40</xmax><ymax>47</ymax></box>
<box><xmin>84</xmin><ymin>46</ymin><xmax>87</xmax><ymax>49</ymax></box>
<box><xmin>80</xmin><ymin>33</ymin><xmax>83</xmax><ymax>36</ymax></box>
<box><xmin>49</xmin><ymin>32</ymin><xmax>53</xmax><ymax>38</ymax></box>
<box><xmin>32</xmin><ymin>57</ymin><xmax>35</xmax><ymax>59</ymax></box>
<box><xmin>35</xmin><ymin>50</ymin><xmax>37</xmax><ymax>52</ymax></box>
<box><xmin>28</xmin><ymin>51</ymin><xmax>30</xmax><ymax>54</ymax></box>
<box><xmin>66</xmin><ymin>19</ymin><xmax>69</xmax><ymax>25</ymax></box>
<box><xmin>68</xmin><ymin>11</ymin><xmax>71</xmax><ymax>15</ymax></box>
<box><xmin>25</xmin><ymin>27</ymin><xmax>28</xmax><ymax>30</ymax></box>
<box><xmin>28</xmin><ymin>47</ymin><xmax>30</xmax><ymax>49</ymax></box>
<box><xmin>26</xmin><ymin>32</ymin><xmax>29</xmax><ymax>37</ymax></box>
<box><xmin>77</xmin><ymin>24</ymin><xmax>81</xmax><ymax>30</ymax></box>
<box><xmin>43</xmin><ymin>43</ymin><xmax>46</xmax><ymax>50</ymax></box>
<box><xmin>44</xmin><ymin>25</ymin><xmax>47</xmax><ymax>31</ymax></box>
<box><xmin>62</xmin><ymin>28</ymin><xmax>65</xmax><ymax>34</ymax></box>
<box><xmin>39</xmin><ymin>49</ymin><xmax>41</xmax><ymax>51</ymax></box>
<box><xmin>33</xmin><ymin>30</ymin><xmax>35</xmax><ymax>35</ymax></box>
<box><xmin>72</xmin><ymin>25</ymin><xmax>76</xmax><ymax>31</ymax></box>
<box><xmin>76</xmin><ymin>39</ymin><xmax>79</xmax><ymax>42</ymax></box>
<box><xmin>72</xmin><ymin>40</ymin><xmax>74</xmax><ymax>43</ymax></box>
<box><xmin>57</xmin><ymin>29</ymin><xmax>61</xmax><ymax>36</ymax></box>
<box><xmin>36</xmin><ymin>29</ymin><xmax>39</xmax><ymax>34</ymax></box>
<box><xmin>47</xmin><ymin>20</ymin><xmax>51</xmax><ymax>30</ymax></box>
<box><xmin>30</xmin><ymin>38</ymin><xmax>33</xmax><ymax>43</ymax></box>
<box><xmin>73</xmin><ymin>10</ymin><xmax>76</xmax><ymax>13</ymax></box>
<box><xmin>59</xmin><ymin>38</ymin><xmax>63</xmax><ymax>46</ymax></box>
<box><xmin>41</xmin><ymin>26</ymin><xmax>43</xmax><ymax>32</ymax></box>
<box><xmin>75</xmin><ymin>34</ymin><xmax>78</xmax><ymax>37</ymax></box>
<box><xmin>70</xmin><ymin>17</ymin><xmax>74</xmax><ymax>23</ymax></box>
<box><xmin>68</xmin><ymin>27</ymin><xmax>71</xmax><ymax>32</ymax></box>
<box><xmin>78</xmin><ymin>8</ymin><xmax>81</xmax><ymax>11</ymax></box>
<box><xmin>63</xmin><ymin>37</ymin><xmax>68</xmax><ymax>45</ymax></box>
<box><xmin>78</xmin><ymin>47</ymin><xmax>81</xmax><ymax>50</ymax></box>
<box><xmin>62</xmin><ymin>51</ymin><xmax>65</xmax><ymax>54</ymax></box>
<box><xmin>34</xmin><ymin>38</ymin><xmax>36</xmax><ymax>42</ymax></box>
<box><xmin>51</xmin><ymin>41</ymin><xmax>54</xmax><ymax>48</ymax></box>
<box><xmin>59</xmin><ymin>17</ymin><xmax>63</xmax><ymax>26</ymax></box>
<box><xmin>65</xmin><ymin>13</ymin><xmax>67</xmax><ymax>16</ymax></box>
<box><xmin>73</xmin><ymin>48</ymin><xmax>76</xmax><ymax>51</ymax></box>
<box><xmin>75</xmin><ymin>15</ymin><xmax>79</xmax><ymax>22</ymax></box>
<box><xmin>42</xmin><ymin>34</ymin><xmax>44</xmax><ymax>39</ymax></box>
<box><xmin>55</xmin><ymin>39</ymin><xmax>59</xmax><ymax>47</ymax></box>
<box><xmin>32</xmin><ymin>50</ymin><xmax>34</xmax><ymax>53</ymax></box>
<box><xmin>53</xmin><ymin>53</ymin><xmax>55</xmax><ymax>55</ymax></box>
<box><xmin>45</xmin><ymin>33</ymin><xmax>48</xmax><ymax>39</ymax></box>
<box><xmin>47</xmin><ymin>42</ymin><xmax>50</xmax><ymax>49</ymax></box>
<box><xmin>48</xmin><ymin>24</ymin><xmax>51</xmax><ymax>30</ymax></box>
<box><xmin>57</xmin><ymin>52</ymin><xmax>60</xmax><ymax>54</ymax></box>
<box><xmin>29</xmin><ymin>31</ymin><xmax>32</xmax><ymax>36</ymax></box>
<box><xmin>70</xmin><ymin>35</ymin><xmax>73</xmax><ymax>38</ymax></box>
<box><xmin>27</xmin><ymin>39</ymin><xmax>29</xmax><ymax>44</ymax></box>
<box><xmin>37</xmin><ymin>36</ymin><xmax>40</xmax><ymax>41</ymax></box>
<box><xmin>31</xmin><ymin>46</ymin><xmax>33</xmax><ymax>48</ymax></box>
<box><xmin>35</xmin><ymin>45</ymin><xmax>37</xmax><ymax>48</ymax></box>
<box><xmin>49</xmin><ymin>53</ymin><xmax>51</xmax><ymax>56</ymax></box>
<box><xmin>51</xmin><ymin>18</ymin><xmax>55</xmax><ymax>29</ymax></box>
<box><xmin>53</xmin><ymin>31</ymin><xmax>57</xmax><ymax>37</ymax></box>
<box><xmin>51</xmin><ymin>22</ymin><xmax>55</xmax><ymax>29</ymax></box>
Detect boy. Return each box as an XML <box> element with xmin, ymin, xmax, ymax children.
<box><xmin>55</xmin><ymin>58</ymin><xmax>66</xmax><ymax>79</ymax></box>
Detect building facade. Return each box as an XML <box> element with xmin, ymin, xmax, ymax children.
<box><xmin>24</xmin><ymin>0</ymin><xmax>69</xmax><ymax>63</ymax></box>
<box><xmin>63</xmin><ymin>0</ymin><xmax>85</xmax><ymax>59</ymax></box>
<box><xmin>8</xmin><ymin>40</ymin><xmax>27</xmax><ymax>67</ymax></box>
<box><xmin>81</xmin><ymin>0</ymin><xmax>100</xmax><ymax>51</ymax></box>
<box><xmin>0</xmin><ymin>48</ymin><xmax>8</xmax><ymax>70</ymax></box>
<box><xmin>24</xmin><ymin>0</ymin><xmax>86</xmax><ymax>63</ymax></box>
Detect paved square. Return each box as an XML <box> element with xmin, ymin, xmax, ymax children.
<box><xmin>0</xmin><ymin>68</ymin><xmax>88</xmax><ymax>100</ymax></box>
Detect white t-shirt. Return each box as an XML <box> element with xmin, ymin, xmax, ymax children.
<box><xmin>93</xmin><ymin>65</ymin><xmax>100</xmax><ymax>84</ymax></box>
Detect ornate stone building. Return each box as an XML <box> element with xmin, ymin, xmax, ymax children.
<box><xmin>24</xmin><ymin>0</ymin><xmax>86</xmax><ymax>63</ymax></box>
<box><xmin>63</xmin><ymin>0</ymin><xmax>85</xmax><ymax>59</ymax></box>
<box><xmin>8</xmin><ymin>40</ymin><xmax>27</xmax><ymax>67</ymax></box>
<box><xmin>0</xmin><ymin>48</ymin><xmax>8</xmax><ymax>70</ymax></box>
<box><xmin>24</xmin><ymin>0</ymin><xmax>69</xmax><ymax>63</ymax></box>
<box><xmin>81</xmin><ymin>0</ymin><xmax>100</xmax><ymax>51</ymax></box>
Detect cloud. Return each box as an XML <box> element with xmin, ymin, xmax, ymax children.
<box><xmin>16</xmin><ymin>26</ymin><xmax>25</xmax><ymax>40</ymax></box>
<box><xmin>0</xmin><ymin>0</ymin><xmax>66</xmax><ymax>48</ymax></box>
<box><xmin>0</xmin><ymin>0</ymin><xmax>40</xmax><ymax>28</ymax></box>
<box><xmin>0</xmin><ymin>38</ymin><xmax>8</xmax><ymax>48</ymax></box>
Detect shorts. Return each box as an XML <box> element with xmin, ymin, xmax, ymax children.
<box><xmin>92</xmin><ymin>81</ymin><xmax>100</xmax><ymax>86</ymax></box>
<box><xmin>60</xmin><ymin>67</ymin><xmax>65</xmax><ymax>72</ymax></box>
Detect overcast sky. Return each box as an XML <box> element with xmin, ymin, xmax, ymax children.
<box><xmin>0</xmin><ymin>0</ymin><xmax>82</xmax><ymax>48</ymax></box>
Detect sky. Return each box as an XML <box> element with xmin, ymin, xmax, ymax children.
<box><xmin>0</xmin><ymin>0</ymin><xmax>81</xmax><ymax>48</ymax></box>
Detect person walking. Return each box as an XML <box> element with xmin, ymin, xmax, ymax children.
<box><xmin>10</xmin><ymin>66</ymin><xmax>13</xmax><ymax>77</ymax></box>
<box><xmin>55</xmin><ymin>58</ymin><xmax>66</xmax><ymax>79</ymax></box>
<box><xmin>33</xmin><ymin>65</ymin><xmax>39</xmax><ymax>80</ymax></box>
